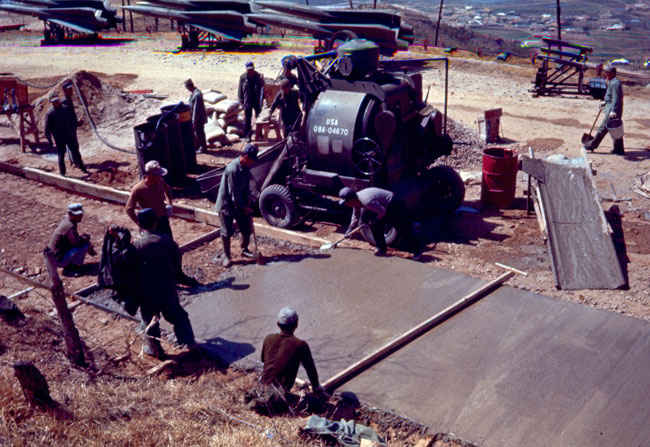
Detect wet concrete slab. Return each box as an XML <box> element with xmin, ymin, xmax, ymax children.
<box><xmin>185</xmin><ymin>248</ymin><xmax>483</xmax><ymax>372</ymax></box>
<box><xmin>184</xmin><ymin>248</ymin><xmax>650</xmax><ymax>447</ymax></box>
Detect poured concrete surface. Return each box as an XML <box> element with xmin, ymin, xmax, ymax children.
<box><xmin>184</xmin><ymin>248</ymin><xmax>650</xmax><ymax>447</ymax></box>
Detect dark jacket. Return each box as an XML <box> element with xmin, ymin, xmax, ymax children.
<box><xmin>98</xmin><ymin>227</ymin><xmax>139</xmax><ymax>315</ymax></box>
<box><xmin>188</xmin><ymin>88</ymin><xmax>207</xmax><ymax>126</ymax></box>
<box><xmin>47</xmin><ymin>215</ymin><xmax>85</xmax><ymax>261</ymax></box>
<box><xmin>269</xmin><ymin>89</ymin><xmax>301</xmax><ymax>131</ymax></box>
<box><xmin>261</xmin><ymin>332</ymin><xmax>319</xmax><ymax>392</ymax></box>
<box><xmin>238</xmin><ymin>70</ymin><xmax>264</xmax><ymax>109</ymax></box>
<box><xmin>44</xmin><ymin>106</ymin><xmax>70</xmax><ymax>144</ymax></box>
<box><xmin>133</xmin><ymin>230</ymin><xmax>181</xmax><ymax>306</ymax></box>
<box><xmin>215</xmin><ymin>157</ymin><xmax>251</xmax><ymax>215</ymax></box>
<box><xmin>61</xmin><ymin>98</ymin><xmax>79</xmax><ymax>139</ymax></box>
<box><xmin>604</xmin><ymin>77</ymin><xmax>624</xmax><ymax>119</ymax></box>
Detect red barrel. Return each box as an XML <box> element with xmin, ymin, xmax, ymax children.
<box><xmin>481</xmin><ymin>148</ymin><xmax>518</xmax><ymax>208</ymax></box>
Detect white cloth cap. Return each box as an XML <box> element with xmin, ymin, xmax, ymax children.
<box><xmin>277</xmin><ymin>307</ymin><xmax>298</xmax><ymax>326</ymax></box>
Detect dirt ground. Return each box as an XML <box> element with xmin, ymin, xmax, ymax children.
<box><xmin>1</xmin><ymin>30</ymin><xmax>648</xmax><ymax>318</ymax></box>
<box><xmin>0</xmin><ymin>26</ymin><xmax>649</xmax><ymax>446</ymax></box>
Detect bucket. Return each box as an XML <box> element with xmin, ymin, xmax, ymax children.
<box><xmin>481</xmin><ymin>148</ymin><xmax>518</xmax><ymax>208</ymax></box>
<box><xmin>607</xmin><ymin>118</ymin><xmax>624</xmax><ymax>140</ymax></box>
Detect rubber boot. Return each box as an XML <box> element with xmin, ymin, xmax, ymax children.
<box><xmin>241</xmin><ymin>232</ymin><xmax>254</xmax><ymax>258</ymax></box>
<box><xmin>612</xmin><ymin>138</ymin><xmax>625</xmax><ymax>155</ymax></box>
<box><xmin>221</xmin><ymin>236</ymin><xmax>232</xmax><ymax>268</ymax></box>
<box><xmin>142</xmin><ymin>337</ymin><xmax>164</xmax><ymax>359</ymax></box>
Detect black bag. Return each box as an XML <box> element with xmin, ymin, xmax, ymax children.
<box><xmin>98</xmin><ymin>227</ymin><xmax>140</xmax><ymax>315</ymax></box>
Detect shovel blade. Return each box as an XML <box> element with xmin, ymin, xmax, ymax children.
<box><xmin>581</xmin><ymin>133</ymin><xmax>593</xmax><ymax>144</ymax></box>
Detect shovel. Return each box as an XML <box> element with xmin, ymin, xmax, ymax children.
<box><xmin>250</xmin><ymin>215</ymin><xmax>265</xmax><ymax>265</ymax></box>
<box><xmin>319</xmin><ymin>225</ymin><xmax>364</xmax><ymax>251</ymax></box>
<box><xmin>581</xmin><ymin>107</ymin><xmax>602</xmax><ymax>145</ymax></box>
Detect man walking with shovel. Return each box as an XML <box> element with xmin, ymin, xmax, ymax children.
<box><xmin>214</xmin><ymin>143</ymin><xmax>259</xmax><ymax>267</ymax></box>
<box><xmin>583</xmin><ymin>64</ymin><xmax>624</xmax><ymax>155</ymax></box>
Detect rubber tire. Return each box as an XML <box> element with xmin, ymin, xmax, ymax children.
<box><xmin>426</xmin><ymin>165</ymin><xmax>465</xmax><ymax>214</ymax></box>
<box><xmin>259</xmin><ymin>184</ymin><xmax>299</xmax><ymax>229</ymax></box>
<box><xmin>360</xmin><ymin>224</ymin><xmax>399</xmax><ymax>248</ymax></box>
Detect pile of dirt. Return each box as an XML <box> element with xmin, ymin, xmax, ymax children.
<box><xmin>437</xmin><ymin>116</ymin><xmax>485</xmax><ymax>170</ymax></box>
<box><xmin>32</xmin><ymin>71</ymin><xmax>130</xmax><ymax>132</ymax></box>
<box><xmin>30</xmin><ymin>71</ymin><xmax>163</xmax><ymax>157</ymax></box>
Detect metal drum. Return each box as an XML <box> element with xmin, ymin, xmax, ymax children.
<box><xmin>161</xmin><ymin>103</ymin><xmax>196</xmax><ymax>173</ymax></box>
<box><xmin>133</xmin><ymin>120</ymin><xmax>171</xmax><ymax>181</ymax></box>
<box><xmin>147</xmin><ymin>113</ymin><xmax>186</xmax><ymax>185</ymax></box>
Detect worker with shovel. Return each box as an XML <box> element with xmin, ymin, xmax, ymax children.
<box><xmin>583</xmin><ymin>64</ymin><xmax>625</xmax><ymax>155</ymax></box>
<box><xmin>214</xmin><ymin>143</ymin><xmax>259</xmax><ymax>267</ymax></box>
<box><xmin>339</xmin><ymin>187</ymin><xmax>423</xmax><ymax>260</ymax></box>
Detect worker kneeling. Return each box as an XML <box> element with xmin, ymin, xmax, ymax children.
<box><xmin>247</xmin><ymin>307</ymin><xmax>326</xmax><ymax>415</ymax></box>
<box><xmin>134</xmin><ymin>208</ymin><xmax>197</xmax><ymax>359</ymax></box>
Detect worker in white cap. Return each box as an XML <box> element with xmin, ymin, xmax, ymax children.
<box><xmin>126</xmin><ymin>160</ymin><xmax>174</xmax><ymax>238</ymax></box>
<box><xmin>583</xmin><ymin>64</ymin><xmax>625</xmax><ymax>155</ymax></box>
<box><xmin>44</xmin><ymin>203</ymin><xmax>96</xmax><ymax>280</ymax></box>
<box><xmin>248</xmin><ymin>307</ymin><xmax>324</xmax><ymax>415</ymax></box>
<box><xmin>126</xmin><ymin>160</ymin><xmax>199</xmax><ymax>287</ymax></box>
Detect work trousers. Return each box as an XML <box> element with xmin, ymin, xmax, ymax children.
<box><xmin>243</xmin><ymin>105</ymin><xmax>261</xmax><ymax>139</ymax></box>
<box><xmin>219</xmin><ymin>209</ymin><xmax>253</xmax><ymax>242</ymax></box>
<box><xmin>56</xmin><ymin>135</ymin><xmax>85</xmax><ymax>175</ymax></box>
<box><xmin>43</xmin><ymin>243</ymin><xmax>89</xmax><ymax>287</ymax></box>
<box><xmin>156</xmin><ymin>215</ymin><xmax>173</xmax><ymax>240</ymax></box>
<box><xmin>585</xmin><ymin>117</ymin><xmax>624</xmax><ymax>152</ymax></box>
<box><xmin>193</xmin><ymin>123</ymin><xmax>207</xmax><ymax>152</ymax></box>
<box><xmin>140</xmin><ymin>294</ymin><xmax>195</xmax><ymax>349</ymax></box>
<box><xmin>368</xmin><ymin>200</ymin><xmax>422</xmax><ymax>254</ymax></box>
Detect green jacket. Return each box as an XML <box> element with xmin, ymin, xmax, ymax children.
<box><xmin>604</xmin><ymin>77</ymin><xmax>623</xmax><ymax>119</ymax></box>
<box><xmin>215</xmin><ymin>158</ymin><xmax>251</xmax><ymax>215</ymax></box>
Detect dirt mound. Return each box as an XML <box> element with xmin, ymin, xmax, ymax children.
<box><xmin>32</xmin><ymin>71</ymin><xmax>136</xmax><ymax>134</ymax></box>
<box><xmin>436</xmin><ymin>116</ymin><xmax>485</xmax><ymax>170</ymax></box>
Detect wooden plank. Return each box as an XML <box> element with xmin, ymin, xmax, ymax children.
<box><xmin>536</xmin><ymin>159</ymin><xmax>625</xmax><ymax>290</ymax></box>
<box><xmin>0</xmin><ymin>162</ymin><xmax>332</xmax><ymax>248</ymax></box>
<box><xmin>520</xmin><ymin>155</ymin><xmax>546</xmax><ymax>183</ymax></box>
<box><xmin>178</xmin><ymin>229</ymin><xmax>220</xmax><ymax>254</ymax></box>
<box><xmin>322</xmin><ymin>271</ymin><xmax>515</xmax><ymax>392</ymax></box>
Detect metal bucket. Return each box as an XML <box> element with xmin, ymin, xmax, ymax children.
<box><xmin>607</xmin><ymin>119</ymin><xmax>624</xmax><ymax>140</ymax></box>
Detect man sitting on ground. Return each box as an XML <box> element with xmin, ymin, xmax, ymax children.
<box><xmin>248</xmin><ymin>307</ymin><xmax>324</xmax><ymax>415</ymax></box>
<box><xmin>44</xmin><ymin>203</ymin><xmax>96</xmax><ymax>281</ymax></box>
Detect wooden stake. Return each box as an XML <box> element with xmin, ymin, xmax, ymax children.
<box><xmin>50</xmin><ymin>284</ymin><xmax>86</xmax><ymax>366</ymax></box>
<box><xmin>322</xmin><ymin>271</ymin><xmax>515</xmax><ymax>392</ymax></box>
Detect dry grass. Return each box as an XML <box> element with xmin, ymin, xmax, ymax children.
<box><xmin>0</xmin><ymin>286</ymin><xmax>456</xmax><ymax>447</ymax></box>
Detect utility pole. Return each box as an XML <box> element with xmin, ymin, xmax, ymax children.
<box><xmin>435</xmin><ymin>0</ymin><xmax>444</xmax><ymax>47</ymax></box>
<box><xmin>556</xmin><ymin>0</ymin><xmax>562</xmax><ymax>42</ymax></box>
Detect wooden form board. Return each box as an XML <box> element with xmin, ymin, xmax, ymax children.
<box><xmin>0</xmin><ymin>162</ymin><xmax>330</xmax><ymax>247</ymax></box>
<box><xmin>522</xmin><ymin>156</ymin><xmax>625</xmax><ymax>290</ymax></box>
